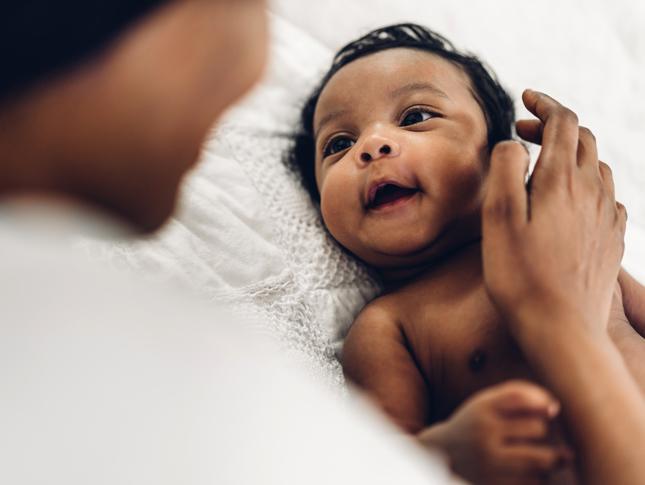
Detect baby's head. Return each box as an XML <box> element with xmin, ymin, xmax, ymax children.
<box><xmin>291</xmin><ymin>24</ymin><xmax>514</xmax><ymax>273</ymax></box>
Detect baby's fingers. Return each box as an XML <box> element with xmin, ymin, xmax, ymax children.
<box><xmin>503</xmin><ymin>416</ymin><xmax>550</xmax><ymax>442</ymax></box>
<box><xmin>500</xmin><ymin>444</ymin><xmax>574</xmax><ymax>476</ymax></box>
<box><xmin>490</xmin><ymin>380</ymin><xmax>560</xmax><ymax>419</ymax></box>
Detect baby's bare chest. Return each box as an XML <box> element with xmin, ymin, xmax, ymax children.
<box><xmin>391</xmin><ymin>263</ymin><xmax>645</xmax><ymax>422</ymax></box>
<box><xmin>397</xmin><ymin>280</ymin><xmax>534</xmax><ymax>421</ymax></box>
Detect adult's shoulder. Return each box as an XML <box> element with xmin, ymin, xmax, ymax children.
<box><xmin>0</xmin><ymin>213</ymin><xmax>452</xmax><ymax>485</ymax></box>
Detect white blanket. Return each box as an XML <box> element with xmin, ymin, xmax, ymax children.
<box><xmin>86</xmin><ymin>0</ymin><xmax>645</xmax><ymax>388</ymax></box>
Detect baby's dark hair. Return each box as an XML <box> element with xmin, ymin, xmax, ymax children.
<box><xmin>289</xmin><ymin>23</ymin><xmax>515</xmax><ymax>202</ymax></box>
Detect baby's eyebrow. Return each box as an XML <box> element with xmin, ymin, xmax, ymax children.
<box><xmin>390</xmin><ymin>82</ymin><xmax>450</xmax><ymax>100</ymax></box>
<box><xmin>314</xmin><ymin>109</ymin><xmax>349</xmax><ymax>140</ymax></box>
<box><xmin>314</xmin><ymin>82</ymin><xmax>449</xmax><ymax>141</ymax></box>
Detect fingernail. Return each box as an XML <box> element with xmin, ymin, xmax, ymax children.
<box><xmin>526</xmin><ymin>89</ymin><xmax>544</xmax><ymax>97</ymax></box>
<box><xmin>548</xmin><ymin>401</ymin><xmax>560</xmax><ymax>418</ymax></box>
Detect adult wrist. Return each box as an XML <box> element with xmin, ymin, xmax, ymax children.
<box><xmin>510</xmin><ymin>315</ymin><xmax>619</xmax><ymax>404</ymax></box>
<box><xmin>504</xmin><ymin>302</ymin><xmax>606</xmax><ymax>351</ymax></box>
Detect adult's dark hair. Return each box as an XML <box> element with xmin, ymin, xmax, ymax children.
<box><xmin>289</xmin><ymin>23</ymin><xmax>515</xmax><ymax>202</ymax></box>
<box><xmin>0</xmin><ymin>1</ymin><xmax>167</xmax><ymax>103</ymax></box>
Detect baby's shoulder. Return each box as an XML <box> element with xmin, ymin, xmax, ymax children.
<box><xmin>344</xmin><ymin>296</ymin><xmax>407</xmax><ymax>350</ymax></box>
<box><xmin>352</xmin><ymin>296</ymin><xmax>400</xmax><ymax>332</ymax></box>
<box><xmin>347</xmin><ymin>278</ymin><xmax>453</xmax><ymax>348</ymax></box>
<box><xmin>343</xmin><ymin>297</ymin><xmax>410</xmax><ymax>373</ymax></box>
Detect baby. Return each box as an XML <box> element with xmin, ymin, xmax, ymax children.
<box><xmin>290</xmin><ymin>24</ymin><xmax>645</xmax><ymax>484</ymax></box>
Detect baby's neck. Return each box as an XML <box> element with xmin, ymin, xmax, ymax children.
<box><xmin>379</xmin><ymin>238</ymin><xmax>482</xmax><ymax>292</ymax></box>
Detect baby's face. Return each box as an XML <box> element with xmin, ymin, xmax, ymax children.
<box><xmin>314</xmin><ymin>48</ymin><xmax>489</xmax><ymax>270</ymax></box>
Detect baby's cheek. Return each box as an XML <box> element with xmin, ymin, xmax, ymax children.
<box><xmin>438</xmin><ymin>158</ymin><xmax>486</xmax><ymax>210</ymax></box>
<box><xmin>319</xmin><ymin>175</ymin><xmax>356</xmax><ymax>244</ymax></box>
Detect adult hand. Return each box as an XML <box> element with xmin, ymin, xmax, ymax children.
<box><xmin>481</xmin><ymin>90</ymin><xmax>645</xmax><ymax>485</ymax></box>
<box><xmin>481</xmin><ymin>89</ymin><xmax>627</xmax><ymax>342</ymax></box>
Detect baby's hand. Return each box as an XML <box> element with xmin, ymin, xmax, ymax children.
<box><xmin>421</xmin><ymin>380</ymin><xmax>573</xmax><ymax>485</ymax></box>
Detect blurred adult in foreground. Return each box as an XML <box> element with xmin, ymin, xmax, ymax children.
<box><xmin>0</xmin><ymin>1</ymin><xmax>643</xmax><ymax>485</ymax></box>
<box><xmin>0</xmin><ymin>2</ymin><xmax>449</xmax><ymax>483</ymax></box>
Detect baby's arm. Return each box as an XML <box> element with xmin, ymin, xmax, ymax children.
<box><xmin>342</xmin><ymin>303</ymin><xmax>430</xmax><ymax>433</ymax></box>
<box><xmin>343</xmin><ymin>303</ymin><xmax>571</xmax><ymax>484</ymax></box>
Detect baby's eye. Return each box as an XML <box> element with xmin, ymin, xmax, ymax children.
<box><xmin>400</xmin><ymin>108</ymin><xmax>435</xmax><ymax>127</ymax></box>
<box><xmin>323</xmin><ymin>136</ymin><xmax>355</xmax><ymax>157</ymax></box>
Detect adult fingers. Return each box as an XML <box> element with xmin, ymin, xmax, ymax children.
<box><xmin>577</xmin><ymin>126</ymin><xmax>599</xmax><ymax>172</ymax></box>
<box><xmin>617</xmin><ymin>202</ymin><xmax>628</xmax><ymax>240</ymax></box>
<box><xmin>517</xmin><ymin>120</ymin><xmax>599</xmax><ymax>169</ymax></box>
<box><xmin>521</xmin><ymin>90</ymin><xmax>579</xmax><ymax>171</ymax></box>
<box><xmin>598</xmin><ymin>162</ymin><xmax>627</xmax><ymax>257</ymax></box>
<box><xmin>517</xmin><ymin>120</ymin><xmax>599</xmax><ymax>176</ymax></box>
<box><xmin>599</xmin><ymin>162</ymin><xmax>628</xmax><ymax>232</ymax></box>
<box><xmin>484</xmin><ymin>141</ymin><xmax>530</xmax><ymax>231</ymax></box>
<box><xmin>599</xmin><ymin>161</ymin><xmax>616</xmax><ymax>202</ymax></box>
<box><xmin>617</xmin><ymin>201</ymin><xmax>628</xmax><ymax>223</ymax></box>
<box><xmin>515</xmin><ymin>119</ymin><xmax>543</xmax><ymax>145</ymax></box>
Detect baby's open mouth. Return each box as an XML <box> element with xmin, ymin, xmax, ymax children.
<box><xmin>367</xmin><ymin>183</ymin><xmax>419</xmax><ymax>210</ymax></box>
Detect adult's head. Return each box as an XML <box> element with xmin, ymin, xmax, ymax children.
<box><xmin>0</xmin><ymin>0</ymin><xmax>268</xmax><ymax>231</ymax></box>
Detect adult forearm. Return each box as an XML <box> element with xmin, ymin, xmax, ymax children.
<box><xmin>517</xmin><ymin>323</ymin><xmax>645</xmax><ymax>485</ymax></box>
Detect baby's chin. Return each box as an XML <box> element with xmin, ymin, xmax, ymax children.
<box><xmin>351</xmin><ymin>234</ymin><xmax>447</xmax><ymax>270</ymax></box>
<box><xmin>353</xmin><ymin>216</ymin><xmax>483</xmax><ymax>270</ymax></box>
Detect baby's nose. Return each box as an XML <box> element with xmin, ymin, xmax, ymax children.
<box><xmin>357</xmin><ymin>134</ymin><xmax>400</xmax><ymax>163</ymax></box>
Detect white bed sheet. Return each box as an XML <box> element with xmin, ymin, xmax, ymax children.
<box><xmin>88</xmin><ymin>0</ymin><xmax>645</xmax><ymax>386</ymax></box>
